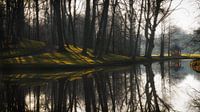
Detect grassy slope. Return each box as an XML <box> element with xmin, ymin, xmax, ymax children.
<box><xmin>0</xmin><ymin>39</ymin><xmax>46</xmax><ymax>58</ymax></box>
<box><xmin>0</xmin><ymin>40</ymin><xmax>131</xmax><ymax>66</ymax></box>
<box><xmin>1</xmin><ymin>40</ymin><xmax>200</xmax><ymax>68</ymax></box>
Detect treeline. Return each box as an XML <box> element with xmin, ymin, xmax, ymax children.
<box><xmin>0</xmin><ymin>0</ymin><xmax>175</xmax><ymax>58</ymax></box>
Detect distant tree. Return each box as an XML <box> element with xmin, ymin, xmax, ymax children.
<box><xmin>191</xmin><ymin>28</ymin><xmax>200</xmax><ymax>51</ymax></box>
<box><xmin>193</xmin><ymin>28</ymin><xmax>200</xmax><ymax>42</ymax></box>
<box><xmin>160</xmin><ymin>22</ymin><xmax>166</xmax><ymax>58</ymax></box>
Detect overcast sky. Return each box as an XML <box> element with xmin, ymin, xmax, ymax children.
<box><xmin>77</xmin><ymin>0</ymin><xmax>199</xmax><ymax>34</ymax></box>
<box><xmin>170</xmin><ymin>0</ymin><xmax>199</xmax><ymax>33</ymax></box>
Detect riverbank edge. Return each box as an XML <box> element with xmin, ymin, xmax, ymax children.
<box><xmin>0</xmin><ymin>56</ymin><xmax>199</xmax><ymax>71</ymax></box>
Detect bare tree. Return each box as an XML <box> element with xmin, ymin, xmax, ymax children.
<box><xmin>144</xmin><ymin>0</ymin><xmax>173</xmax><ymax>58</ymax></box>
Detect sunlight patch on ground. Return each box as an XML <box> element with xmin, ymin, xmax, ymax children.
<box><xmin>1</xmin><ymin>45</ymin><xmax>130</xmax><ymax>65</ymax></box>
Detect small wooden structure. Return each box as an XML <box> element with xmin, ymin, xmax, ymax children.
<box><xmin>171</xmin><ymin>45</ymin><xmax>181</xmax><ymax>57</ymax></box>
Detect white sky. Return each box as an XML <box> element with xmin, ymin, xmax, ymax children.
<box><xmin>170</xmin><ymin>0</ymin><xmax>200</xmax><ymax>33</ymax></box>
<box><xmin>75</xmin><ymin>0</ymin><xmax>199</xmax><ymax>34</ymax></box>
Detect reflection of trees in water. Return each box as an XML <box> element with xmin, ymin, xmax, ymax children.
<box><xmin>191</xmin><ymin>89</ymin><xmax>200</xmax><ymax>110</ymax></box>
<box><xmin>144</xmin><ymin>64</ymin><xmax>172</xmax><ymax>112</ymax></box>
<box><xmin>171</xmin><ymin>60</ymin><xmax>182</xmax><ymax>72</ymax></box>
<box><xmin>0</xmin><ymin>82</ymin><xmax>26</xmax><ymax>112</ymax></box>
<box><xmin>0</xmin><ymin>64</ymin><xmax>174</xmax><ymax>112</ymax></box>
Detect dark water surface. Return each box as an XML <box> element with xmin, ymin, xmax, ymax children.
<box><xmin>0</xmin><ymin>59</ymin><xmax>200</xmax><ymax>112</ymax></box>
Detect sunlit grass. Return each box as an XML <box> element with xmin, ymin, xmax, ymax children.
<box><xmin>1</xmin><ymin>45</ymin><xmax>131</xmax><ymax>66</ymax></box>
<box><xmin>182</xmin><ymin>53</ymin><xmax>200</xmax><ymax>58</ymax></box>
<box><xmin>2</xmin><ymin>39</ymin><xmax>200</xmax><ymax>66</ymax></box>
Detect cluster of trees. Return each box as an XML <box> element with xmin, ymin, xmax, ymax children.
<box><xmin>0</xmin><ymin>0</ymin><xmax>177</xmax><ymax>58</ymax></box>
<box><xmin>191</xmin><ymin>28</ymin><xmax>200</xmax><ymax>52</ymax></box>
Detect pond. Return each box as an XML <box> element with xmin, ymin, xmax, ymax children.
<box><xmin>0</xmin><ymin>59</ymin><xmax>200</xmax><ymax>112</ymax></box>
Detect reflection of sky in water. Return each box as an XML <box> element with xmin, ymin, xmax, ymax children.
<box><xmin>126</xmin><ymin>60</ymin><xmax>200</xmax><ymax>112</ymax></box>
<box><xmin>151</xmin><ymin>60</ymin><xmax>200</xmax><ymax>112</ymax></box>
<box><xmin>171</xmin><ymin>75</ymin><xmax>200</xmax><ymax>112</ymax></box>
<box><xmin>25</xmin><ymin>92</ymin><xmax>51</xmax><ymax>112</ymax></box>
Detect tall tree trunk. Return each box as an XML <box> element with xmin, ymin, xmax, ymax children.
<box><xmin>0</xmin><ymin>3</ymin><xmax>5</xmax><ymax>49</ymax></box>
<box><xmin>88</xmin><ymin>0</ymin><xmax>97</xmax><ymax>49</ymax></box>
<box><xmin>82</xmin><ymin>0</ymin><xmax>91</xmax><ymax>55</ymax></box>
<box><xmin>94</xmin><ymin>0</ymin><xmax>110</xmax><ymax>58</ymax></box>
<box><xmin>16</xmin><ymin>0</ymin><xmax>25</xmax><ymax>41</ymax></box>
<box><xmin>61</xmin><ymin>0</ymin><xmax>69</xmax><ymax>47</ymax></box>
<box><xmin>133</xmin><ymin>0</ymin><xmax>144</xmax><ymax>58</ymax></box>
<box><xmin>53</xmin><ymin>0</ymin><xmax>65</xmax><ymax>51</ymax></box>
<box><xmin>34</xmin><ymin>0</ymin><xmax>40</xmax><ymax>40</ymax></box>
<box><xmin>105</xmin><ymin>0</ymin><xmax>118</xmax><ymax>54</ymax></box>
<box><xmin>129</xmin><ymin>0</ymin><xmax>135</xmax><ymax>57</ymax></box>
<box><xmin>68</xmin><ymin>0</ymin><xmax>76</xmax><ymax>47</ymax></box>
<box><xmin>144</xmin><ymin>0</ymin><xmax>151</xmax><ymax>57</ymax></box>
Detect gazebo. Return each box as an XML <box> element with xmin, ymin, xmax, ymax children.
<box><xmin>171</xmin><ymin>45</ymin><xmax>181</xmax><ymax>57</ymax></box>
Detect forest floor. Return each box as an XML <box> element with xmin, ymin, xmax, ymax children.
<box><xmin>0</xmin><ymin>39</ymin><xmax>200</xmax><ymax>70</ymax></box>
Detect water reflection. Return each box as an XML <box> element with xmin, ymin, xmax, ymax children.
<box><xmin>0</xmin><ymin>59</ymin><xmax>200</xmax><ymax>112</ymax></box>
<box><xmin>190</xmin><ymin>59</ymin><xmax>200</xmax><ymax>73</ymax></box>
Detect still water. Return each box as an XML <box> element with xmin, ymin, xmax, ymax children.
<box><xmin>0</xmin><ymin>59</ymin><xmax>200</xmax><ymax>112</ymax></box>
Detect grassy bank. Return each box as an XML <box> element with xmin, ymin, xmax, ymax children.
<box><xmin>1</xmin><ymin>40</ymin><xmax>200</xmax><ymax>70</ymax></box>
<box><xmin>0</xmin><ymin>39</ymin><xmax>46</xmax><ymax>59</ymax></box>
<box><xmin>0</xmin><ymin>41</ymin><xmax>131</xmax><ymax>70</ymax></box>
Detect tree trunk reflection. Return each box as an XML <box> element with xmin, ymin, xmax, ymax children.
<box><xmin>0</xmin><ymin>63</ymin><xmax>175</xmax><ymax>112</ymax></box>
